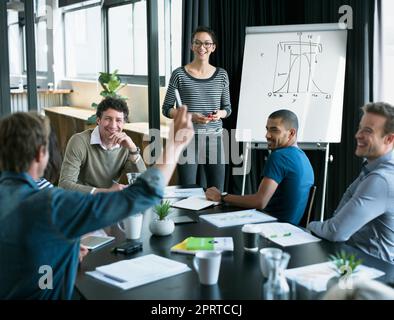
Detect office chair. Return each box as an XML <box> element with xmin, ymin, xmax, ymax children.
<box><xmin>300</xmin><ymin>185</ymin><xmax>317</xmax><ymax>227</ymax></box>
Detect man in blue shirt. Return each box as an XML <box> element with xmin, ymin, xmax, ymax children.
<box><xmin>308</xmin><ymin>102</ymin><xmax>394</xmax><ymax>264</ymax></box>
<box><xmin>206</xmin><ymin>109</ymin><xmax>314</xmax><ymax>225</ymax></box>
<box><xmin>0</xmin><ymin>107</ymin><xmax>194</xmax><ymax>299</ymax></box>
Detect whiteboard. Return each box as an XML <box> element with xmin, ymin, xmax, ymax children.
<box><xmin>236</xmin><ymin>24</ymin><xmax>347</xmax><ymax>143</ymax></box>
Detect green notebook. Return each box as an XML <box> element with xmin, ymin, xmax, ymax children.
<box><xmin>171</xmin><ymin>237</ymin><xmax>234</xmax><ymax>255</ymax></box>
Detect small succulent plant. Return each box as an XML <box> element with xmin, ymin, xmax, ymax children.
<box><xmin>153</xmin><ymin>200</ymin><xmax>172</xmax><ymax>220</ymax></box>
<box><xmin>329</xmin><ymin>250</ymin><xmax>363</xmax><ymax>276</ymax></box>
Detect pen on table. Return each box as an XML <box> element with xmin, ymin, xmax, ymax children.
<box><xmin>174</xmin><ymin>88</ymin><xmax>182</xmax><ymax>108</ymax></box>
<box><xmin>269</xmin><ymin>232</ymin><xmax>292</xmax><ymax>238</ymax></box>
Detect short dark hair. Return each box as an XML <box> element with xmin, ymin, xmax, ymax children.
<box><xmin>0</xmin><ymin>112</ymin><xmax>50</xmax><ymax>173</ymax></box>
<box><xmin>191</xmin><ymin>26</ymin><xmax>218</xmax><ymax>46</ymax></box>
<box><xmin>362</xmin><ymin>102</ymin><xmax>394</xmax><ymax>135</ymax></box>
<box><xmin>268</xmin><ymin>109</ymin><xmax>299</xmax><ymax>131</ymax></box>
<box><xmin>96</xmin><ymin>97</ymin><xmax>129</xmax><ymax>122</ymax></box>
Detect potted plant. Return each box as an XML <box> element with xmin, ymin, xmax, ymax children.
<box><xmin>149</xmin><ymin>200</ymin><xmax>175</xmax><ymax>236</ymax></box>
<box><xmin>327</xmin><ymin>250</ymin><xmax>363</xmax><ymax>289</ymax></box>
<box><xmin>87</xmin><ymin>70</ymin><xmax>128</xmax><ymax>124</ymax></box>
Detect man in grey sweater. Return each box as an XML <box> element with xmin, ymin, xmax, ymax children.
<box><xmin>59</xmin><ymin>97</ymin><xmax>145</xmax><ymax>194</ymax></box>
<box><xmin>308</xmin><ymin>102</ymin><xmax>394</xmax><ymax>264</ymax></box>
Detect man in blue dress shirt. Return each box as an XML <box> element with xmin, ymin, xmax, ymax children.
<box><xmin>206</xmin><ymin>109</ymin><xmax>314</xmax><ymax>225</ymax></box>
<box><xmin>0</xmin><ymin>107</ymin><xmax>194</xmax><ymax>299</ymax></box>
<box><xmin>308</xmin><ymin>102</ymin><xmax>394</xmax><ymax>264</ymax></box>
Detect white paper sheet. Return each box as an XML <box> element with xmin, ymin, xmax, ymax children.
<box><xmin>284</xmin><ymin>261</ymin><xmax>385</xmax><ymax>292</ymax></box>
<box><xmin>171</xmin><ymin>196</ymin><xmax>219</xmax><ymax>211</ymax></box>
<box><xmin>86</xmin><ymin>254</ymin><xmax>191</xmax><ymax>290</ymax></box>
<box><xmin>199</xmin><ymin>209</ymin><xmax>277</xmax><ymax>227</ymax></box>
<box><xmin>164</xmin><ymin>187</ymin><xmax>205</xmax><ymax>198</ymax></box>
<box><xmin>258</xmin><ymin>222</ymin><xmax>321</xmax><ymax>247</ymax></box>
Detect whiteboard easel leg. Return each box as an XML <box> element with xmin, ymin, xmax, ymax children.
<box><xmin>321</xmin><ymin>143</ymin><xmax>330</xmax><ymax>222</ymax></box>
<box><xmin>241</xmin><ymin>142</ymin><xmax>250</xmax><ymax>196</ymax></box>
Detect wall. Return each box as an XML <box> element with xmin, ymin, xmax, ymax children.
<box><xmin>60</xmin><ymin>79</ymin><xmax>172</xmax><ymax>125</ymax></box>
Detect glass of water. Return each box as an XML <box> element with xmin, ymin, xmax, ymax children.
<box><xmin>127</xmin><ymin>172</ymin><xmax>142</xmax><ymax>185</ymax></box>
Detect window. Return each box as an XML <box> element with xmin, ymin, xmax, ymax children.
<box><xmin>381</xmin><ymin>0</ymin><xmax>394</xmax><ymax>104</ymax></box>
<box><xmin>8</xmin><ymin>0</ymin><xmax>49</xmax><ymax>76</ymax></box>
<box><xmin>36</xmin><ymin>20</ymin><xmax>48</xmax><ymax>72</ymax></box>
<box><xmin>8</xmin><ymin>10</ymin><xmax>23</xmax><ymax>76</ymax></box>
<box><xmin>64</xmin><ymin>5</ymin><xmax>103</xmax><ymax>79</ymax></box>
<box><xmin>62</xmin><ymin>0</ymin><xmax>182</xmax><ymax>83</ymax></box>
<box><xmin>107</xmin><ymin>1</ymin><xmax>165</xmax><ymax>76</ymax></box>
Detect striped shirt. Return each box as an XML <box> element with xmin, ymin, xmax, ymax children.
<box><xmin>162</xmin><ymin>67</ymin><xmax>232</xmax><ymax>134</ymax></box>
<box><xmin>36</xmin><ymin>178</ymin><xmax>54</xmax><ymax>189</ymax></box>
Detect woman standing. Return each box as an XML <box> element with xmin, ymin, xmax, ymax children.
<box><xmin>162</xmin><ymin>26</ymin><xmax>231</xmax><ymax>191</ymax></box>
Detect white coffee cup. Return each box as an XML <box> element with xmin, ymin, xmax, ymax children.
<box><xmin>259</xmin><ymin>247</ymin><xmax>283</xmax><ymax>278</ymax></box>
<box><xmin>193</xmin><ymin>251</ymin><xmax>222</xmax><ymax>285</ymax></box>
<box><xmin>118</xmin><ymin>213</ymin><xmax>143</xmax><ymax>239</ymax></box>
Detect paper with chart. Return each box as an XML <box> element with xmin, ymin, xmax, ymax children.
<box><xmin>236</xmin><ymin>24</ymin><xmax>347</xmax><ymax>143</ymax></box>
<box><xmin>86</xmin><ymin>254</ymin><xmax>190</xmax><ymax>290</ymax></box>
<box><xmin>164</xmin><ymin>187</ymin><xmax>206</xmax><ymax>199</ymax></box>
<box><xmin>258</xmin><ymin>222</ymin><xmax>321</xmax><ymax>246</ymax></box>
<box><xmin>170</xmin><ymin>196</ymin><xmax>219</xmax><ymax>211</ymax></box>
<box><xmin>284</xmin><ymin>261</ymin><xmax>385</xmax><ymax>292</ymax></box>
<box><xmin>199</xmin><ymin>209</ymin><xmax>277</xmax><ymax>228</ymax></box>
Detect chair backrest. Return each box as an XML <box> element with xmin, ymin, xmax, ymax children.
<box><xmin>300</xmin><ymin>185</ymin><xmax>317</xmax><ymax>227</ymax></box>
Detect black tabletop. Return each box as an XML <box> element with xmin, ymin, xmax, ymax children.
<box><xmin>75</xmin><ymin>198</ymin><xmax>394</xmax><ymax>300</ymax></box>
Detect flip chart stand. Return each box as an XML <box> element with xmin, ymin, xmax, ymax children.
<box><xmin>241</xmin><ymin>142</ymin><xmax>331</xmax><ymax>222</ymax></box>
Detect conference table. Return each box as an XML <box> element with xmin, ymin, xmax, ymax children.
<box><xmin>75</xmin><ymin>191</ymin><xmax>394</xmax><ymax>300</ymax></box>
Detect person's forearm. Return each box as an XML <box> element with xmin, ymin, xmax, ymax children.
<box><xmin>58</xmin><ymin>179</ymin><xmax>95</xmax><ymax>193</ymax></box>
<box><xmin>154</xmin><ymin>144</ymin><xmax>183</xmax><ymax>186</ymax></box>
<box><xmin>224</xmin><ymin>193</ymin><xmax>266</xmax><ymax>210</ymax></box>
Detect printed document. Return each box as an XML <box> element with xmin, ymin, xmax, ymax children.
<box><xmin>86</xmin><ymin>254</ymin><xmax>190</xmax><ymax>290</ymax></box>
<box><xmin>258</xmin><ymin>222</ymin><xmax>321</xmax><ymax>246</ymax></box>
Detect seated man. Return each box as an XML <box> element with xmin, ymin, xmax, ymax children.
<box><xmin>59</xmin><ymin>97</ymin><xmax>145</xmax><ymax>194</ymax></box>
<box><xmin>308</xmin><ymin>102</ymin><xmax>394</xmax><ymax>264</ymax></box>
<box><xmin>206</xmin><ymin>109</ymin><xmax>314</xmax><ymax>225</ymax></box>
<box><xmin>0</xmin><ymin>107</ymin><xmax>193</xmax><ymax>299</ymax></box>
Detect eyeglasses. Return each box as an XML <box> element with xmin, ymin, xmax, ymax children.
<box><xmin>192</xmin><ymin>40</ymin><xmax>214</xmax><ymax>49</ymax></box>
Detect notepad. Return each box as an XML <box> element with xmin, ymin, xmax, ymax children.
<box><xmin>86</xmin><ymin>254</ymin><xmax>190</xmax><ymax>290</ymax></box>
<box><xmin>199</xmin><ymin>209</ymin><xmax>277</xmax><ymax>228</ymax></box>
<box><xmin>171</xmin><ymin>196</ymin><xmax>220</xmax><ymax>211</ymax></box>
<box><xmin>258</xmin><ymin>222</ymin><xmax>321</xmax><ymax>247</ymax></box>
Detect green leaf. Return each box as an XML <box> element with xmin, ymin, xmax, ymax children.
<box><xmin>154</xmin><ymin>200</ymin><xmax>172</xmax><ymax>220</ymax></box>
<box><xmin>86</xmin><ymin>114</ymin><xmax>97</xmax><ymax>125</ymax></box>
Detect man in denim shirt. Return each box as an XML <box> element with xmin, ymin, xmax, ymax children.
<box><xmin>308</xmin><ymin>102</ymin><xmax>394</xmax><ymax>264</ymax></box>
<box><xmin>0</xmin><ymin>107</ymin><xmax>194</xmax><ymax>299</ymax></box>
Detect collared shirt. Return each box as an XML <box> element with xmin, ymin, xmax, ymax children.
<box><xmin>90</xmin><ymin>126</ymin><xmax>120</xmax><ymax>151</ymax></box>
<box><xmin>0</xmin><ymin>168</ymin><xmax>164</xmax><ymax>299</ymax></box>
<box><xmin>308</xmin><ymin>151</ymin><xmax>394</xmax><ymax>264</ymax></box>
